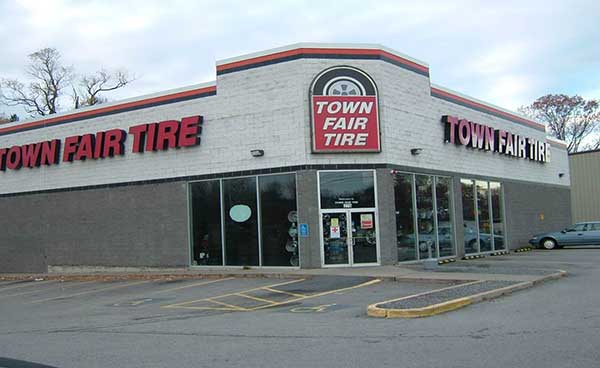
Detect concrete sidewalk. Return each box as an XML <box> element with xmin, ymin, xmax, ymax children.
<box><xmin>0</xmin><ymin>256</ymin><xmax>565</xmax><ymax>283</ymax></box>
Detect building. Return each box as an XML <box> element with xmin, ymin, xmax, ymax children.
<box><xmin>0</xmin><ymin>43</ymin><xmax>572</xmax><ymax>273</ymax></box>
<box><xmin>569</xmin><ymin>149</ymin><xmax>600</xmax><ymax>223</ymax></box>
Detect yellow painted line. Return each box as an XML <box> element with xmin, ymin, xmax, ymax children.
<box><xmin>262</xmin><ymin>287</ymin><xmax>307</xmax><ymax>298</ymax></box>
<box><xmin>0</xmin><ymin>281</ymin><xmax>95</xmax><ymax>299</ymax></box>
<box><xmin>163</xmin><ymin>305</ymin><xmax>238</xmax><ymax>311</ymax></box>
<box><xmin>234</xmin><ymin>293</ymin><xmax>278</xmax><ymax>305</ymax></box>
<box><xmin>205</xmin><ymin>298</ymin><xmax>249</xmax><ymax>311</ymax></box>
<box><xmin>30</xmin><ymin>280</ymin><xmax>152</xmax><ymax>304</ymax></box>
<box><xmin>249</xmin><ymin>279</ymin><xmax>382</xmax><ymax>311</ymax></box>
<box><xmin>152</xmin><ymin>277</ymin><xmax>234</xmax><ymax>294</ymax></box>
<box><xmin>162</xmin><ymin>278</ymin><xmax>305</xmax><ymax>309</ymax></box>
<box><xmin>0</xmin><ymin>280</ymin><xmax>57</xmax><ymax>293</ymax></box>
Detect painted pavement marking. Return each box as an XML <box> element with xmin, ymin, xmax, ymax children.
<box><xmin>30</xmin><ymin>280</ymin><xmax>153</xmax><ymax>304</ymax></box>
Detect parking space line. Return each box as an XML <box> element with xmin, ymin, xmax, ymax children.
<box><xmin>162</xmin><ymin>278</ymin><xmax>382</xmax><ymax>313</ymax></box>
<box><xmin>0</xmin><ymin>280</ymin><xmax>57</xmax><ymax>293</ymax></box>
<box><xmin>0</xmin><ymin>280</ymin><xmax>95</xmax><ymax>299</ymax></box>
<box><xmin>162</xmin><ymin>278</ymin><xmax>305</xmax><ymax>309</ymax></box>
<box><xmin>152</xmin><ymin>277</ymin><xmax>235</xmax><ymax>294</ymax></box>
<box><xmin>250</xmin><ymin>278</ymin><xmax>382</xmax><ymax>311</ymax></box>
<box><xmin>262</xmin><ymin>287</ymin><xmax>306</xmax><ymax>298</ymax></box>
<box><xmin>30</xmin><ymin>280</ymin><xmax>152</xmax><ymax>304</ymax></box>
<box><xmin>206</xmin><ymin>298</ymin><xmax>249</xmax><ymax>311</ymax></box>
<box><xmin>234</xmin><ymin>293</ymin><xmax>278</xmax><ymax>305</ymax></box>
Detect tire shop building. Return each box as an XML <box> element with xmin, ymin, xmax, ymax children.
<box><xmin>0</xmin><ymin>43</ymin><xmax>571</xmax><ymax>273</ymax></box>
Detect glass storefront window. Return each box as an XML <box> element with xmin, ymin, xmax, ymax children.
<box><xmin>223</xmin><ymin>177</ymin><xmax>259</xmax><ymax>266</ymax></box>
<box><xmin>490</xmin><ymin>182</ymin><xmax>505</xmax><ymax>250</ymax></box>
<box><xmin>394</xmin><ymin>173</ymin><xmax>456</xmax><ymax>261</ymax></box>
<box><xmin>436</xmin><ymin>177</ymin><xmax>455</xmax><ymax>258</ymax></box>
<box><xmin>476</xmin><ymin>180</ymin><xmax>492</xmax><ymax>252</ymax></box>
<box><xmin>259</xmin><ymin>174</ymin><xmax>298</xmax><ymax>267</ymax></box>
<box><xmin>416</xmin><ymin>175</ymin><xmax>435</xmax><ymax>259</ymax></box>
<box><xmin>319</xmin><ymin>171</ymin><xmax>375</xmax><ymax>209</ymax></box>
<box><xmin>463</xmin><ymin>178</ymin><xmax>506</xmax><ymax>254</ymax></box>
<box><xmin>190</xmin><ymin>174</ymin><xmax>299</xmax><ymax>267</ymax></box>
<box><xmin>394</xmin><ymin>173</ymin><xmax>417</xmax><ymax>261</ymax></box>
<box><xmin>461</xmin><ymin>179</ymin><xmax>478</xmax><ymax>254</ymax></box>
<box><xmin>190</xmin><ymin>180</ymin><xmax>223</xmax><ymax>266</ymax></box>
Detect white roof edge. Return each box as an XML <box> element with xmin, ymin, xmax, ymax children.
<box><xmin>216</xmin><ymin>42</ymin><xmax>429</xmax><ymax>68</ymax></box>
<box><xmin>547</xmin><ymin>136</ymin><xmax>567</xmax><ymax>144</ymax></box>
<box><xmin>431</xmin><ymin>83</ymin><xmax>545</xmax><ymax>128</ymax></box>
<box><xmin>2</xmin><ymin>81</ymin><xmax>216</xmax><ymax>129</ymax></box>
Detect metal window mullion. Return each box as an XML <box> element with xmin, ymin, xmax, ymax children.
<box><xmin>256</xmin><ymin>176</ymin><xmax>263</xmax><ymax>267</ymax></box>
<box><xmin>488</xmin><ymin>181</ymin><xmax>495</xmax><ymax>251</ymax></box>
<box><xmin>220</xmin><ymin>180</ymin><xmax>226</xmax><ymax>266</ymax></box>
<box><xmin>474</xmin><ymin>180</ymin><xmax>481</xmax><ymax>254</ymax></box>
<box><xmin>412</xmin><ymin>174</ymin><xmax>420</xmax><ymax>260</ymax></box>
<box><xmin>432</xmin><ymin>176</ymin><xmax>440</xmax><ymax>259</ymax></box>
<box><xmin>500</xmin><ymin>183</ymin><xmax>507</xmax><ymax>249</ymax></box>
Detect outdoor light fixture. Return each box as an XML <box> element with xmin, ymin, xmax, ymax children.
<box><xmin>250</xmin><ymin>149</ymin><xmax>265</xmax><ymax>157</ymax></box>
<box><xmin>410</xmin><ymin>148</ymin><xmax>423</xmax><ymax>155</ymax></box>
<box><xmin>558</xmin><ymin>172</ymin><xmax>565</xmax><ymax>178</ymax></box>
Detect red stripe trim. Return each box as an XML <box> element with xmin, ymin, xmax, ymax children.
<box><xmin>217</xmin><ymin>47</ymin><xmax>429</xmax><ymax>74</ymax></box>
<box><xmin>431</xmin><ymin>87</ymin><xmax>544</xmax><ymax>130</ymax></box>
<box><xmin>0</xmin><ymin>85</ymin><xmax>216</xmax><ymax>135</ymax></box>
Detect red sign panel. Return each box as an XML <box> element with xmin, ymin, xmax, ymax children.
<box><xmin>312</xmin><ymin>96</ymin><xmax>380</xmax><ymax>152</ymax></box>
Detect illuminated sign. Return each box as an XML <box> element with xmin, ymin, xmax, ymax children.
<box><xmin>442</xmin><ymin>115</ymin><xmax>550</xmax><ymax>163</ymax></box>
<box><xmin>310</xmin><ymin>66</ymin><xmax>380</xmax><ymax>152</ymax></box>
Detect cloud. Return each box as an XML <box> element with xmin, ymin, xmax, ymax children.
<box><xmin>1</xmin><ymin>0</ymin><xmax>599</xmax><ymax>117</ymax></box>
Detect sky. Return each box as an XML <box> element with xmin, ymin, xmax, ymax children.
<box><xmin>0</xmin><ymin>0</ymin><xmax>599</xmax><ymax>119</ymax></box>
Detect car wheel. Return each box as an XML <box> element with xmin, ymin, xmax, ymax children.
<box><xmin>541</xmin><ymin>238</ymin><xmax>557</xmax><ymax>250</ymax></box>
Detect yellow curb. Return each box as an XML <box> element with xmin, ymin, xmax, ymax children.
<box><xmin>367</xmin><ymin>270</ymin><xmax>567</xmax><ymax>319</ymax></box>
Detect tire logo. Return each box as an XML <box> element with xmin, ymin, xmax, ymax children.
<box><xmin>310</xmin><ymin>66</ymin><xmax>380</xmax><ymax>153</ymax></box>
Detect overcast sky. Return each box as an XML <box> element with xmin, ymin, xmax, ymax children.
<box><xmin>1</xmin><ymin>0</ymin><xmax>598</xmax><ymax>118</ymax></box>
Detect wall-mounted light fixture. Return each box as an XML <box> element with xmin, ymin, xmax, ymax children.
<box><xmin>250</xmin><ymin>149</ymin><xmax>265</xmax><ymax>157</ymax></box>
<box><xmin>410</xmin><ymin>148</ymin><xmax>423</xmax><ymax>155</ymax></box>
<box><xmin>558</xmin><ymin>172</ymin><xmax>565</xmax><ymax>178</ymax></box>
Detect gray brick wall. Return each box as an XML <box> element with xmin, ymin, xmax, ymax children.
<box><xmin>0</xmin><ymin>182</ymin><xmax>189</xmax><ymax>273</ymax></box>
<box><xmin>504</xmin><ymin>182</ymin><xmax>572</xmax><ymax>248</ymax></box>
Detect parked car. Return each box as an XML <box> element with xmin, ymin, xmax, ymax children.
<box><xmin>529</xmin><ymin>222</ymin><xmax>600</xmax><ymax>249</ymax></box>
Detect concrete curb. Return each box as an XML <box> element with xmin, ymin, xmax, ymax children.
<box><xmin>367</xmin><ymin>269</ymin><xmax>567</xmax><ymax>318</ymax></box>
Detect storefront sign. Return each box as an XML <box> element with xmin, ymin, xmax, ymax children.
<box><xmin>330</xmin><ymin>218</ymin><xmax>340</xmax><ymax>238</ymax></box>
<box><xmin>360</xmin><ymin>214</ymin><xmax>373</xmax><ymax>229</ymax></box>
<box><xmin>310</xmin><ymin>66</ymin><xmax>380</xmax><ymax>152</ymax></box>
<box><xmin>442</xmin><ymin>115</ymin><xmax>550</xmax><ymax>163</ymax></box>
<box><xmin>299</xmin><ymin>223</ymin><xmax>309</xmax><ymax>237</ymax></box>
<box><xmin>0</xmin><ymin>116</ymin><xmax>202</xmax><ymax>171</ymax></box>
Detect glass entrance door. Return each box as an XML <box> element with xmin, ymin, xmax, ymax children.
<box><xmin>322</xmin><ymin>210</ymin><xmax>378</xmax><ymax>266</ymax></box>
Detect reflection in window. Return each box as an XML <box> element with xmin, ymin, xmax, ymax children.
<box><xmin>319</xmin><ymin>171</ymin><xmax>375</xmax><ymax>209</ymax></box>
<box><xmin>259</xmin><ymin>174</ymin><xmax>298</xmax><ymax>267</ymax></box>
<box><xmin>436</xmin><ymin>177</ymin><xmax>455</xmax><ymax>257</ymax></box>
<box><xmin>461</xmin><ymin>179</ymin><xmax>478</xmax><ymax>254</ymax></box>
<box><xmin>394</xmin><ymin>173</ymin><xmax>416</xmax><ymax>261</ymax></box>
<box><xmin>190</xmin><ymin>180</ymin><xmax>223</xmax><ymax>265</ymax></box>
<box><xmin>223</xmin><ymin>177</ymin><xmax>259</xmax><ymax>266</ymax></box>
<box><xmin>416</xmin><ymin>175</ymin><xmax>435</xmax><ymax>259</ymax></box>
<box><xmin>476</xmin><ymin>180</ymin><xmax>492</xmax><ymax>252</ymax></box>
<box><xmin>490</xmin><ymin>182</ymin><xmax>505</xmax><ymax>250</ymax></box>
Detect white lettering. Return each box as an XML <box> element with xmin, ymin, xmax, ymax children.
<box><xmin>316</xmin><ymin>101</ymin><xmax>328</xmax><ymax>114</ymax></box>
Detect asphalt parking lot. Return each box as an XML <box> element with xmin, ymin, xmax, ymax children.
<box><xmin>1</xmin><ymin>249</ymin><xmax>599</xmax><ymax>368</ymax></box>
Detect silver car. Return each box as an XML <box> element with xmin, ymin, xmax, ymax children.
<box><xmin>529</xmin><ymin>221</ymin><xmax>600</xmax><ymax>249</ymax></box>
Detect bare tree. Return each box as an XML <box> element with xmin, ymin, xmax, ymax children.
<box><xmin>0</xmin><ymin>113</ymin><xmax>18</xmax><ymax>125</ymax></box>
<box><xmin>73</xmin><ymin>70</ymin><xmax>133</xmax><ymax>109</ymax></box>
<box><xmin>0</xmin><ymin>48</ymin><xmax>72</xmax><ymax>115</ymax></box>
<box><xmin>0</xmin><ymin>47</ymin><xmax>134</xmax><ymax>117</ymax></box>
<box><xmin>519</xmin><ymin>94</ymin><xmax>600</xmax><ymax>153</ymax></box>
